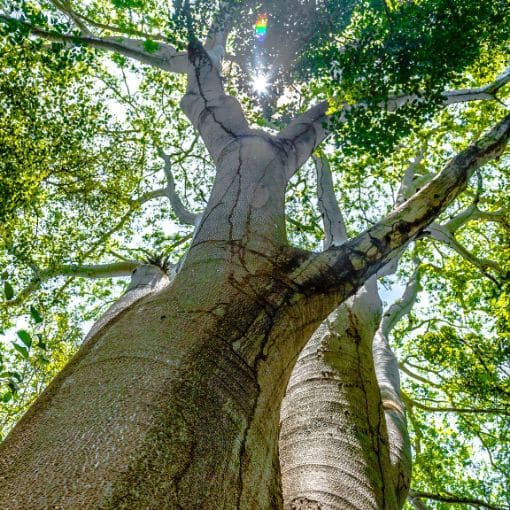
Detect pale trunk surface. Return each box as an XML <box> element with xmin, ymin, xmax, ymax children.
<box><xmin>0</xmin><ymin>33</ymin><xmax>508</xmax><ymax>509</ymax></box>
<box><xmin>280</xmin><ymin>279</ymin><xmax>411</xmax><ymax>510</ymax></box>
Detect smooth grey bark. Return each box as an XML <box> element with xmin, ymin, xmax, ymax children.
<box><xmin>1</xmin><ymin>27</ymin><xmax>510</xmax><ymax>510</ymax></box>
<box><xmin>83</xmin><ymin>264</ymin><xmax>170</xmax><ymax>344</ymax></box>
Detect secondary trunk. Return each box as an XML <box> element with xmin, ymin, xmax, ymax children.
<box><xmin>280</xmin><ymin>281</ymin><xmax>404</xmax><ymax>510</ymax></box>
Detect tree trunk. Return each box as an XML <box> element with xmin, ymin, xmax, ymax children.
<box><xmin>0</xmin><ymin>235</ymin><xmax>336</xmax><ymax>509</ymax></box>
<box><xmin>280</xmin><ymin>281</ymin><xmax>401</xmax><ymax>510</ymax></box>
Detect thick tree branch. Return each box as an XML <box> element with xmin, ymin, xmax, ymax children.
<box><xmin>291</xmin><ymin>113</ymin><xmax>510</xmax><ymax>296</ymax></box>
<box><xmin>373</xmin><ymin>268</ymin><xmax>418</xmax><ymax>504</ymax></box>
<box><xmin>277</xmin><ymin>101</ymin><xmax>329</xmax><ymax>175</ymax></box>
<box><xmin>276</xmin><ymin>65</ymin><xmax>509</xmax><ymax>177</ymax></box>
<box><xmin>0</xmin><ymin>16</ymin><xmax>188</xmax><ymax>73</ymax></box>
<box><xmin>180</xmin><ymin>39</ymin><xmax>250</xmax><ymax>163</ymax></box>
<box><xmin>408</xmin><ymin>490</ymin><xmax>507</xmax><ymax>510</ymax></box>
<box><xmin>313</xmin><ymin>154</ymin><xmax>347</xmax><ymax>248</ymax></box>
<box><xmin>52</xmin><ymin>3</ymin><xmax>168</xmax><ymax>41</ymax></box>
<box><xmin>83</xmin><ymin>264</ymin><xmax>170</xmax><ymax>344</ymax></box>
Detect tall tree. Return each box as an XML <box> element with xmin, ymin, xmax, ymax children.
<box><xmin>0</xmin><ymin>1</ymin><xmax>509</xmax><ymax>508</ymax></box>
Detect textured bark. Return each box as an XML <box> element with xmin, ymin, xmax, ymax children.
<box><xmin>280</xmin><ymin>281</ymin><xmax>397</xmax><ymax>510</ymax></box>
<box><xmin>0</xmin><ymin>243</ymin><xmax>321</xmax><ymax>509</ymax></box>
<box><xmin>279</xmin><ymin>153</ymin><xmax>412</xmax><ymax>510</ymax></box>
<box><xmin>280</xmin><ymin>270</ymin><xmax>413</xmax><ymax>510</ymax></box>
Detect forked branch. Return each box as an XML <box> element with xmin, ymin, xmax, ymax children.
<box><xmin>157</xmin><ymin>149</ymin><xmax>201</xmax><ymax>226</ymax></box>
<box><xmin>180</xmin><ymin>39</ymin><xmax>250</xmax><ymax>162</ymax></box>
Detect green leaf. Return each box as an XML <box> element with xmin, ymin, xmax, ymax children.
<box><xmin>17</xmin><ymin>329</ymin><xmax>32</xmax><ymax>348</ymax></box>
<box><xmin>1</xmin><ymin>371</ymin><xmax>22</xmax><ymax>382</ymax></box>
<box><xmin>7</xmin><ymin>380</ymin><xmax>18</xmax><ymax>394</ymax></box>
<box><xmin>3</xmin><ymin>281</ymin><xmax>14</xmax><ymax>300</ymax></box>
<box><xmin>30</xmin><ymin>305</ymin><xmax>43</xmax><ymax>323</ymax></box>
<box><xmin>13</xmin><ymin>343</ymin><xmax>29</xmax><ymax>359</ymax></box>
<box><xmin>1</xmin><ymin>391</ymin><xmax>12</xmax><ymax>403</ymax></box>
<box><xmin>142</xmin><ymin>40</ymin><xmax>159</xmax><ymax>54</ymax></box>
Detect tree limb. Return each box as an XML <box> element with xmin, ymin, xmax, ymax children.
<box><xmin>291</xmin><ymin>113</ymin><xmax>510</xmax><ymax>296</ymax></box>
<box><xmin>179</xmin><ymin>39</ymin><xmax>250</xmax><ymax>163</ymax></box>
<box><xmin>276</xmin><ymin>64</ymin><xmax>509</xmax><ymax>177</ymax></box>
<box><xmin>426</xmin><ymin>224</ymin><xmax>505</xmax><ymax>275</ymax></box>
<box><xmin>157</xmin><ymin>149</ymin><xmax>200</xmax><ymax>226</ymax></box>
<box><xmin>277</xmin><ymin>101</ymin><xmax>329</xmax><ymax>175</ymax></box>
<box><xmin>408</xmin><ymin>496</ymin><xmax>429</xmax><ymax>510</ymax></box>
<box><xmin>0</xmin><ymin>16</ymin><xmax>188</xmax><ymax>73</ymax></box>
<box><xmin>399</xmin><ymin>363</ymin><xmax>442</xmax><ymax>388</ymax></box>
<box><xmin>48</xmin><ymin>0</ymin><xmax>91</xmax><ymax>35</ymax></box>
<box><xmin>386</xmin><ymin>66</ymin><xmax>510</xmax><ymax>111</ymax></box>
<box><xmin>396</xmin><ymin>149</ymin><xmax>426</xmax><ymax>206</ymax></box>
<box><xmin>408</xmin><ymin>490</ymin><xmax>507</xmax><ymax>510</ymax></box>
<box><xmin>313</xmin><ymin>154</ymin><xmax>347</xmax><ymax>248</ymax></box>
<box><xmin>2</xmin><ymin>261</ymin><xmax>140</xmax><ymax>308</ymax></box>
<box><xmin>380</xmin><ymin>265</ymin><xmax>421</xmax><ymax>338</ymax></box>
<box><xmin>403</xmin><ymin>394</ymin><xmax>510</xmax><ymax>416</ymax></box>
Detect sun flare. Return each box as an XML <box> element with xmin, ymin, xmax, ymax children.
<box><xmin>252</xmin><ymin>74</ymin><xmax>269</xmax><ymax>94</ymax></box>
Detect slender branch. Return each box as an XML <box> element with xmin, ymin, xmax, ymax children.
<box><xmin>399</xmin><ymin>363</ymin><xmax>442</xmax><ymax>388</ymax></box>
<box><xmin>0</xmin><ymin>16</ymin><xmax>188</xmax><ymax>73</ymax></box>
<box><xmin>403</xmin><ymin>394</ymin><xmax>510</xmax><ymax>416</ymax></box>
<box><xmin>408</xmin><ymin>490</ymin><xmax>507</xmax><ymax>510</ymax></box>
<box><xmin>381</xmin><ymin>266</ymin><xmax>421</xmax><ymax>337</ymax></box>
<box><xmin>446</xmin><ymin>205</ymin><xmax>508</xmax><ymax>231</ymax></box>
<box><xmin>425</xmin><ymin>224</ymin><xmax>504</xmax><ymax>275</ymax></box>
<box><xmin>386</xmin><ymin>66</ymin><xmax>510</xmax><ymax>111</ymax></box>
<box><xmin>49</xmin><ymin>0</ymin><xmax>91</xmax><ymax>35</ymax></box>
<box><xmin>2</xmin><ymin>261</ymin><xmax>140</xmax><ymax>308</ymax></box>
<box><xmin>291</xmin><ymin>113</ymin><xmax>510</xmax><ymax>296</ymax></box>
<box><xmin>408</xmin><ymin>496</ymin><xmax>429</xmax><ymax>510</ymax></box>
<box><xmin>396</xmin><ymin>149</ymin><xmax>426</xmax><ymax>206</ymax></box>
<box><xmin>65</xmin><ymin>9</ymin><xmax>168</xmax><ymax>41</ymax></box>
<box><xmin>157</xmin><ymin>149</ymin><xmax>200</xmax><ymax>226</ymax></box>
<box><xmin>313</xmin><ymin>154</ymin><xmax>347</xmax><ymax>248</ymax></box>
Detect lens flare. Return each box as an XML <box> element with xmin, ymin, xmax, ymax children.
<box><xmin>255</xmin><ymin>13</ymin><xmax>268</xmax><ymax>42</ymax></box>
